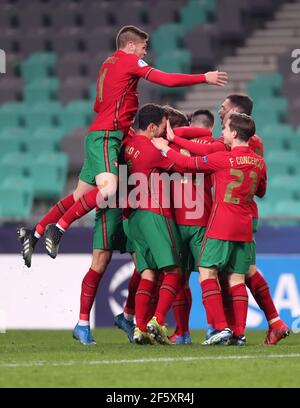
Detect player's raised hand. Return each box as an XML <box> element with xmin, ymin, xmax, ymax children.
<box><xmin>166</xmin><ymin>119</ymin><xmax>175</xmax><ymax>142</ymax></box>
<box><xmin>151</xmin><ymin>137</ymin><xmax>170</xmax><ymax>152</ymax></box>
<box><xmin>205</xmin><ymin>71</ymin><xmax>228</xmax><ymax>87</ymax></box>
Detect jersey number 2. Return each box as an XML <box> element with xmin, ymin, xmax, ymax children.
<box><xmin>224</xmin><ymin>169</ymin><xmax>258</xmax><ymax>204</ymax></box>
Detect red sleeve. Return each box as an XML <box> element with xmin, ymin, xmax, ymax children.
<box><xmin>146</xmin><ymin>149</ymin><xmax>175</xmax><ymax>172</ymax></box>
<box><xmin>146</xmin><ymin>69</ymin><xmax>206</xmax><ymax>87</ymax></box>
<box><xmin>174</xmin><ymin>127</ymin><xmax>212</xmax><ymax>139</ymax></box>
<box><xmin>173</xmin><ymin>136</ymin><xmax>226</xmax><ymax>155</ymax></box>
<box><xmin>127</xmin><ymin>56</ymin><xmax>155</xmax><ymax>78</ymax></box>
<box><xmin>256</xmin><ymin>163</ymin><xmax>267</xmax><ymax>198</ymax></box>
<box><xmin>166</xmin><ymin>148</ymin><xmax>223</xmax><ymax>173</ymax></box>
<box><xmin>94</xmin><ymin>97</ymin><xmax>99</xmax><ymax>113</ymax></box>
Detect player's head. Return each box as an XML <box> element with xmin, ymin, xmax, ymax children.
<box><xmin>223</xmin><ymin>112</ymin><xmax>256</xmax><ymax>145</ymax></box>
<box><xmin>116</xmin><ymin>25</ymin><xmax>149</xmax><ymax>58</ymax></box>
<box><xmin>219</xmin><ymin>94</ymin><xmax>253</xmax><ymax>124</ymax></box>
<box><xmin>137</xmin><ymin>104</ymin><xmax>168</xmax><ymax>138</ymax></box>
<box><xmin>163</xmin><ymin>105</ymin><xmax>189</xmax><ymax>128</ymax></box>
<box><xmin>190</xmin><ymin>109</ymin><xmax>214</xmax><ymax>130</ymax></box>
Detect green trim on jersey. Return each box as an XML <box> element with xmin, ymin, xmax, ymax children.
<box><xmin>79</xmin><ymin>130</ymin><xmax>123</xmax><ymax>184</ymax></box>
<box><xmin>199</xmin><ymin>238</ymin><xmax>252</xmax><ymax>274</ymax></box>
<box><xmin>127</xmin><ymin>210</ymin><xmax>182</xmax><ymax>273</ymax></box>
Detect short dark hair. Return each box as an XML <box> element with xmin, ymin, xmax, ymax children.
<box><xmin>226</xmin><ymin>94</ymin><xmax>253</xmax><ymax>115</ymax></box>
<box><xmin>228</xmin><ymin>112</ymin><xmax>256</xmax><ymax>142</ymax></box>
<box><xmin>116</xmin><ymin>25</ymin><xmax>149</xmax><ymax>49</ymax></box>
<box><xmin>137</xmin><ymin>104</ymin><xmax>168</xmax><ymax>130</ymax></box>
<box><xmin>163</xmin><ymin>105</ymin><xmax>189</xmax><ymax>128</ymax></box>
<box><xmin>190</xmin><ymin>109</ymin><xmax>214</xmax><ymax>128</ymax></box>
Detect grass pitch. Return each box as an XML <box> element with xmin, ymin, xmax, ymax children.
<box><xmin>0</xmin><ymin>329</ymin><xmax>299</xmax><ymax>388</ymax></box>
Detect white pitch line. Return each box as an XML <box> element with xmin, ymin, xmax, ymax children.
<box><xmin>0</xmin><ymin>353</ymin><xmax>299</xmax><ymax>368</ymax></box>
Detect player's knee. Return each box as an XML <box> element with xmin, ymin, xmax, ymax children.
<box><xmin>96</xmin><ymin>173</ymin><xmax>118</xmax><ymax>199</ymax></box>
<box><xmin>91</xmin><ymin>250</ymin><xmax>112</xmax><ymax>274</ymax></box>
<box><xmin>247</xmin><ymin>264</ymin><xmax>257</xmax><ymax>277</ymax></box>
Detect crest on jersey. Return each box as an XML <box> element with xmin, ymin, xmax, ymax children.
<box><xmin>137</xmin><ymin>59</ymin><xmax>148</xmax><ymax>67</ymax></box>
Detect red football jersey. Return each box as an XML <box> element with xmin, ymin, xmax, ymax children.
<box><xmin>173</xmin><ymin>134</ymin><xmax>265</xmax><ymax>219</ymax></box>
<box><xmin>124</xmin><ymin>134</ymin><xmax>175</xmax><ymax>218</ymax></box>
<box><xmin>89</xmin><ymin>50</ymin><xmax>154</xmax><ymax>133</ymax></box>
<box><xmin>166</xmin><ymin>146</ymin><xmax>267</xmax><ymax>242</ymax></box>
<box><xmin>171</xmin><ymin>130</ymin><xmax>214</xmax><ymax>226</ymax></box>
<box><xmin>248</xmin><ymin>133</ymin><xmax>264</xmax><ymax>157</ymax></box>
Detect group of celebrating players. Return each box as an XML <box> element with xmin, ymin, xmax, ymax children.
<box><xmin>18</xmin><ymin>25</ymin><xmax>289</xmax><ymax>347</ymax></box>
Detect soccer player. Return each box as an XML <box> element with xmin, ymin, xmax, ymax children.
<box><xmin>166</xmin><ymin>107</ymin><xmax>215</xmax><ymax>345</ymax></box>
<box><xmin>152</xmin><ymin>112</ymin><xmax>267</xmax><ymax>345</ymax></box>
<box><xmin>123</xmin><ymin>104</ymin><xmax>185</xmax><ymax>345</ymax></box>
<box><xmin>18</xmin><ymin>25</ymin><xmax>228</xmax><ymax>268</ymax></box>
<box><xmin>219</xmin><ymin>95</ymin><xmax>289</xmax><ymax>344</ymax></box>
<box><xmin>167</xmin><ymin>94</ymin><xmax>289</xmax><ymax>344</ymax></box>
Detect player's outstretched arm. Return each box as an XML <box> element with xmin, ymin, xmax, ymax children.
<box><xmin>174</xmin><ymin>127</ymin><xmax>212</xmax><ymax>139</ymax></box>
<box><xmin>147</xmin><ymin>69</ymin><xmax>228</xmax><ymax>87</ymax></box>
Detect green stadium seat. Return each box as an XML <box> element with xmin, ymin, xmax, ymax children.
<box><xmin>180</xmin><ymin>2</ymin><xmax>209</xmax><ymax>31</ymax></box>
<box><xmin>275</xmin><ymin>200</ymin><xmax>300</xmax><ymax>217</ymax></box>
<box><xmin>246</xmin><ymin>73</ymin><xmax>283</xmax><ymax>101</ymax></box>
<box><xmin>0</xmin><ymin>137</ymin><xmax>23</xmax><ymax>158</ymax></box>
<box><xmin>28</xmin><ymin>152</ymin><xmax>68</xmax><ymax>198</ymax></box>
<box><xmin>266</xmin><ymin>161</ymin><xmax>291</xmax><ymax>177</ymax></box>
<box><xmin>89</xmin><ymin>83</ymin><xmax>96</xmax><ymax>101</ymax></box>
<box><xmin>247</xmin><ymin>84</ymin><xmax>275</xmax><ymax>100</ymax></box>
<box><xmin>257</xmin><ymin>199</ymin><xmax>275</xmax><ymax>218</ymax></box>
<box><xmin>151</xmin><ymin>23</ymin><xmax>185</xmax><ymax>54</ymax></box>
<box><xmin>20</xmin><ymin>52</ymin><xmax>57</xmax><ymax>83</ymax></box>
<box><xmin>1</xmin><ymin>152</ymin><xmax>67</xmax><ymax>199</ymax></box>
<box><xmin>0</xmin><ymin>161</ymin><xmax>24</xmax><ymax>179</ymax></box>
<box><xmin>33</xmin><ymin>126</ymin><xmax>67</xmax><ymax>142</ymax></box>
<box><xmin>0</xmin><ymin>127</ymin><xmax>30</xmax><ymax>141</ymax></box>
<box><xmin>212</xmin><ymin>119</ymin><xmax>222</xmax><ymax>138</ymax></box>
<box><xmin>253</xmin><ymin>111</ymin><xmax>281</xmax><ymax>131</ymax></box>
<box><xmin>262</xmin><ymin>137</ymin><xmax>284</xmax><ymax>152</ymax></box>
<box><xmin>23</xmin><ymin>78</ymin><xmax>59</xmax><ymax>102</ymax></box>
<box><xmin>269</xmin><ymin>175</ymin><xmax>299</xmax><ymax>202</ymax></box>
<box><xmin>62</xmin><ymin>100</ymin><xmax>93</xmax><ymax>131</ymax></box>
<box><xmin>254</xmin><ymin>97</ymin><xmax>288</xmax><ymax>117</ymax></box>
<box><xmin>25</xmin><ymin>102</ymin><xmax>63</xmax><ymax>129</ymax></box>
<box><xmin>1</xmin><ymin>152</ymin><xmax>35</xmax><ymax>178</ymax></box>
<box><xmin>266</xmin><ymin>150</ymin><xmax>298</xmax><ymax>166</ymax></box>
<box><xmin>24</xmin><ymin>136</ymin><xmax>58</xmax><ymax>155</ymax></box>
<box><xmin>0</xmin><ymin>176</ymin><xmax>33</xmax><ymax>218</ymax></box>
<box><xmin>248</xmin><ymin>73</ymin><xmax>283</xmax><ymax>93</ymax></box>
<box><xmin>266</xmin><ymin>186</ymin><xmax>295</xmax><ymax>202</ymax></box>
<box><xmin>286</xmin><ymin>136</ymin><xmax>300</xmax><ymax>151</ymax></box>
<box><xmin>0</xmin><ymin>102</ymin><xmax>28</xmax><ymax>128</ymax></box>
<box><xmin>260</xmin><ymin>124</ymin><xmax>295</xmax><ymax>140</ymax></box>
<box><xmin>156</xmin><ymin>50</ymin><xmax>192</xmax><ymax>73</ymax></box>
